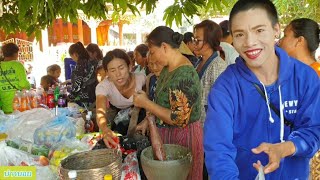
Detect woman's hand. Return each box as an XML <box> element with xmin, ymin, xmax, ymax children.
<box><xmin>136</xmin><ymin>118</ymin><xmax>149</xmax><ymax>136</ymax></box>
<box><xmin>61</xmin><ymin>79</ymin><xmax>71</xmax><ymax>85</ymax></box>
<box><xmin>133</xmin><ymin>90</ymin><xmax>149</xmax><ymax>108</ymax></box>
<box><xmin>101</xmin><ymin>127</ymin><xmax>119</xmax><ymax>149</ymax></box>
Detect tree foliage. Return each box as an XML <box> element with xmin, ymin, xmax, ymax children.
<box><xmin>198</xmin><ymin>0</ymin><xmax>320</xmax><ymax>26</ymax></box>
<box><xmin>0</xmin><ymin>0</ymin><xmax>319</xmax><ymax>39</ymax></box>
<box><xmin>0</xmin><ymin>0</ymin><xmax>156</xmax><ymax>37</ymax></box>
<box><xmin>273</xmin><ymin>0</ymin><xmax>320</xmax><ymax>25</ymax></box>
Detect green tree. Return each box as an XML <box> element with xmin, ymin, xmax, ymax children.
<box><xmin>0</xmin><ymin>0</ymin><xmax>319</xmax><ymax>39</ymax></box>
<box><xmin>0</xmin><ymin>0</ymin><xmax>157</xmax><ymax>37</ymax></box>
<box><xmin>274</xmin><ymin>0</ymin><xmax>320</xmax><ymax>25</ymax></box>
<box><xmin>198</xmin><ymin>0</ymin><xmax>320</xmax><ymax>26</ymax></box>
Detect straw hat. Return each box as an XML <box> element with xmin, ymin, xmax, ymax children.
<box><xmin>179</xmin><ymin>41</ymin><xmax>194</xmax><ymax>56</ymax></box>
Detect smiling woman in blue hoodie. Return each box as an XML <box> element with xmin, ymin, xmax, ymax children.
<box><xmin>204</xmin><ymin>0</ymin><xmax>320</xmax><ymax>180</ymax></box>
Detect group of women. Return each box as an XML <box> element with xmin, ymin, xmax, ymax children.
<box><xmin>90</xmin><ymin>26</ymin><xmax>203</xmax><ymax>180</ymax></box>
<box><xmin>65</xmin><ymin>16</ymin><xmax>319</xmax><ymax>180</ymax></box>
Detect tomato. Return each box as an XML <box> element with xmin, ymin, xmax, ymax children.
<box><xmin>109</xmin><ymin>136</ymin><xmax>120</xmax><ymax>149</ymax></box>
<box><xmin>20</xmin><ymin>161</ymin><xmax>29</xmax><ymax>166</ymax></box>
<box><xmin>39</xmin><ymin>156</ymin><xmax>49</xmax><ymax>166</ymax></box>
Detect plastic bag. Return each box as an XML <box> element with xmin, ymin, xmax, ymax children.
<box><xmin>114</xmin><ymin>108</ymin><xmax>131</xmax><ymax>125</ymax></box>
<box><xmin>49</xmin><ymin>107</ymin><xmax>70</xmax><ymax>117</ymax></box>
<box><xmin>121</xmin><ymin>151</ymin><xmax>141</xmax><ymax>180</ymax></box>
<box><xmin>6</xmin><ymin>138</ymin><xmax>50</xmax><ymax>157</ymax></box>
<box><xmin>0</xmin><ymin>141</ymin><xmax>45</xmax><ymax>166</ymax></box>
<box><xmin>0</xmin><ymin>142</ymin><xmax>56</xmax><ymax>179</ymax></box>
<box><xmin>6</xmin><ymin>108</ymin><xmax>55</xmax><ymax>142</ymax></box>
<box><xmin>67</xmin><ymin>102</ymin><xmax>83</xmax><ymax>118</ymax></box>
<box><xmin>74</xmin><ymin>117</ymin><xmax>85</xmax><ymax>136</ymax></box>
<box><xmin>37</xmin><ymin>166</ymin><xmax>57</xmax><ymax>180</ymax></box>
<box><xmin>34</xmin><ymin>114</ymin><xmax>76</xmax><ymax>147</ymax></box>
<box><xmin>49</xmin><ymin>138</ymin><xmax>90</xmax><ymax>167</ymax></box>
<box><xmin>255</xmin><ymin>164</ymin><xmax>265</xmax><ymax>180</ymax></box>
<box><xmin>0</xmin><ymin>110</ymin><xmax>18</xmax><ymax>133</ymax></box>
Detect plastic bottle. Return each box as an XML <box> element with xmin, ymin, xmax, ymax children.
<box><xmin>63</xmin><ymin>87</ymin><xmax>69</xmax><ymax>107</ymax></box>
<box><xmin>47</xmin><ymin>87</ymin><xmax>55</xmax><ymax>108</ymax></box>
<box><xmin>68</xmin><ymin>170</ymin><xmax>77</xmax><ymax>180</ymax></box>
<box><xmin>104</xmin><ymin>174</ymin><xmax>112</xmax><ymax>180</ymax></box>
<box><xmin>20</xmin><ymin>90</ymin><xmax>28</xmax><ymax>112</ymax></box>
<box><xmin>88</xmin><ymin>111</ymin><xmax>95</xmax><ymax>131</ymax></box>
<box><xmin>36</xmin><ymin>87</ymin><xmax>45</xmax><ymax>106</ymax></box>
<box><xmin>84</xmin><ymin>114</ymin><xmax>94</xmax><ymax>133</ymax></box>
<box><xmin>13</xmin><ymin>91</ymin><xmax>21</xmax><ymax>111</ymax></box>
<box><xmin>35</xmin><ymin>89</ymin><xmax>42</xmax><ymax>108</ymax></box>
<box><xmin>54</xmin><ymin>86</ymin><xmax>60</xmax><ymax>102</ymax></box>
<box><xmin>87</xmin><ymin>111</ymin><xmax>92</xmax><ymax>118</ymax></box>
<box><xmin>57</xmin><ymin>90</ymin><xmax>66</xmax><ymax>107</ymax></box>
<box><xmin>30</xmin><ymin>90</ymin><xmax>38</xmax><ymax>109</ymax></box>
<box><xmin>25</xmin><ymin>90</ymin><xmax>31</xmax><ymax>110</ymax></box>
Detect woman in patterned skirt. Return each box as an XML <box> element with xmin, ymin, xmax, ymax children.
<box><xmin>133</xmin><ymin>26</ymin><xmax>203</xmax><ymax>180</ymax></box>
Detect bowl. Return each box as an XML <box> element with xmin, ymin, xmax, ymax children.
<box><xmin>140</xmin><ymin>144</ymin><xmax>192</xmax><ymax>180</ymax></box>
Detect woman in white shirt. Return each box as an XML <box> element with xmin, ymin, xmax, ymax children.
<box><xmin>96</xmin><ymin>49</ymin><xmax>146</xmax><ymax>148</ymax></box>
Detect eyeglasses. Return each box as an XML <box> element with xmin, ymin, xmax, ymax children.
<box><xmin>192</xmin><ymin>37</ymin><xmax>204</xmax><ymax>45</ymax></box>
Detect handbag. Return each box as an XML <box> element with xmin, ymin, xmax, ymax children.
<box><xmin>253</xmin><ymin>83</ymin><xmax>294</xmax><ymax>132</ymax></box>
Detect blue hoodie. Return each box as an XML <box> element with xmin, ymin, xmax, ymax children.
<box><xmin>204</xmin><ymin>47</ymin><xmax>320</xmax><ymax>180</ymax></box>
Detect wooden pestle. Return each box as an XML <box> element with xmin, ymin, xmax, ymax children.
<box><xmin>127</xmin><ymin>107</ymin><xmax>140</xmax><ymax>138</ymax></box>
<box><xmin>147</xmin><ymin>115</ymin><xmax>166</xmax><ymax>161</ymax></box>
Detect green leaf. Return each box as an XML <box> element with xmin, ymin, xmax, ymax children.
<box><xmin>118</xmin><ymin>0</ymin><xmax>127</xmax><ymax>14</ymax></box>
<box><xmin>47</xmin><ymin>0</ymin><xmax>55</xmax><ymax>19</ymax></box>
<box><xmin>175</xmin><ymin>9</ymin><xmax>182</xmax><ymax>27</ymax></box>
<box><xmin>32</xmin><ymin>0</ymin><xmax>39</xmax><ymax>23</ymax></box>
<box><xmin>17</xmin><ymin>0</ymin><xmax>31</xmax><ymax>21</ymax></box>
<box><xmin>127</xmin><ymin>3</ymin><xmax>140</xmax><ymax>16</ymax></box>
<box><xmin>111</xmin><ymin>11</ymin><xmax>120</xmax><ymax>23</ymax></box>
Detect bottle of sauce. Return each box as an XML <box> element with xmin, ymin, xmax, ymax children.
<box><xmin>84</xmin><ymin>114</ymin><xmax>94</xmax><ymax>133</ymax></box>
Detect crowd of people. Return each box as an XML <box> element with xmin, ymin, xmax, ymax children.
<box><xmin>0</xmin><ymin>0</ymin><xmax>319</xmax><ymax>179</ymax></box>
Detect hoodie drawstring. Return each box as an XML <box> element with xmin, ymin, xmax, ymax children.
<box><xmin>278</xmin><ymin>85</ymin><xmax>285</xmax><ymax>142</ymax></box>
<box><xmin>260</xmin><ymin>82</ymin><xmax>274</xmax><ymax>123</ymax></box>
<box><xmin>260</xmin><ymin>82</ymin><xmax>285</xmax><ymax>142</ymax></box>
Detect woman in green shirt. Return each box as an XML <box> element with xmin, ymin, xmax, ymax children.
<box><xmin>0</xmin><ymin>43</ymin><xmax>30</xmax><ymax>114</ymax></box>
<box><xmin>133</xmin><ymin>26</ymin><xmax>203</xmax><ymax>180</ymax></box>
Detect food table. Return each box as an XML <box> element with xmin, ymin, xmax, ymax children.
<box><xmin>0</xmin><ymin>105</ymin><xmax>143</xmax><ymax>180</ymax></box>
